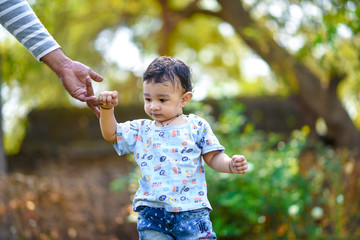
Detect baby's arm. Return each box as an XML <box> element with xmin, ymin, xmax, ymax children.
<box><xmin>203</xmin><ymin>151</ymin><xmax>248</xmax><ymax>174</ymax></box>
<box><xmin>99</xmin><ymin>91</ymin><xmax>119</xmax><ymax>143</ymax></box>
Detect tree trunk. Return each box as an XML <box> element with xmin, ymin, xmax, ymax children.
<box><xmin>343</xmin><ymin>156</ymin><xmax>360</xmax><ymax>235</ymax></box>
<box><xmin>214</xmin><ymin>0</ymin><xmax>360</xmax><ymax>152</ymax></box>
<box><xmin>0</xmin><ymin>131</ymin><xmax>6</xmax><ymax>176</ymax></box>
<box><xmin>0</xmin><ymin>56</ymin><xmax>7</xmax><ymax>176</ymax></box>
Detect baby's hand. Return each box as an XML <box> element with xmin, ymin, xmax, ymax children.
<box><xmin>98</xmin><ymin>90</ymin><xmax>119</xmax><ymax>108</ymax></box>
<box><xmin>230</xmin><ymin>155</ymin><xmax>248</xmax><ymax>174</ymax></box>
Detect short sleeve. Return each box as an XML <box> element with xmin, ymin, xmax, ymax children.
<box><xmin>194</xmin><ymin>117</ymin><xmax>224</xmax><ymax>154</ymax></box>
<box><xmin>113</xmin><ymin>120</ymin><xmax>142</xmax><ymax>155</ymax></box>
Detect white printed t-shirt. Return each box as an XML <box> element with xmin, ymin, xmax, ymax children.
<box><xmin>113</xmin><ymin>114</ymin><xmax>224</xmax><ymax>212</ymax></box>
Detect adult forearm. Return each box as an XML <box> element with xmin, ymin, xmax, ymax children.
<box><xmin>41</xmin><ymin>48</ymin><xmax>72</xmax><ymax>76</ymax></box>
<box><xmin>99</xmin><ymin>108</ymin><xmax>118</xmax><ymax>143</ymax></box>
<box><xmin>0</xmin><ymin>0</ymin><xmax>60</xmax><ymax>61</ymax></box>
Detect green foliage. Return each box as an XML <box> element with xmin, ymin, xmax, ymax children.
<box><xmin>206</xmin><ymin>100</ymin><xmax>345</xmax><ymax>239</ymax></box>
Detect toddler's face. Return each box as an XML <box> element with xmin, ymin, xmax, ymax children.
<box><xmin>143</xmin><ymin>81</ymin><xmax>184</xmax><ymax>123</ymax></box>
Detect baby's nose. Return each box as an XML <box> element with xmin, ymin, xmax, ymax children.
<box><xmin>150</xmin><ymin>102</ymin><xmax>160</xmax><ymax>110</ymax></box>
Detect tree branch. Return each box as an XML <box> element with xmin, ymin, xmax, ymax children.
<box><xmin>213</xmin><ymin>0</ymin><xmax>360</xmax><ymax>152</ymax></box>
<box><xmin>157</xmin><ymin>0</ymin><xmax>220</xmax><ymax>54</ymax></box>
<box><xmin>328</xmin><ymin>70</ymin><xmax>345</xmax><ymax>95</ymax></box>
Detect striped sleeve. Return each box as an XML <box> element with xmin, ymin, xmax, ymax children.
<box><xmin>0</xmin><ymin>0</ymin><xmax>60</xmax><ymax>61</ymax></box>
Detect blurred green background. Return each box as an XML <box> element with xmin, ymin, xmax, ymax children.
<box><xmin>1</xmin><ymin>0</ymin><xmax>360</xmax><ymax>239</ymax></box>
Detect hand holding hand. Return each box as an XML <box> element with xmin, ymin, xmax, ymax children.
<box><xmin>59</xmin><ymin>61</ymin><xmax>104</xmax><ymax>117</ymax></box>
<box><xmin>57</xmin><ymin>60</ymin><xmax>103</xmax><ymax>102</ymax></box>
<box><xmin>41</xmin><ymin>49</ymin><xmax>103</xmax><ymax>117</ymax></box>
<box><xmin>98</xmin><ymin>90</ymin><xmax>119</xmax><ymax>109</ymax></box>
<box><xmin>230</xmin><ymin>155</ymin><xmax>248</xmax><ymax>174</ymax></box>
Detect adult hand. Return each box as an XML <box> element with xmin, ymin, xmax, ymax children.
<box><xmin>41</xmin><ymin>49</ymin><xmax>103</xmax><ymax>117</ymax></box>
<box><xmin>58</xmin><ymin>60</ymin><xmax>103</xmax><ymax>101</ymax></box>
<box><xmin>58</xmin><ymin>60</ymin><xmax>103</xmax><ymax>117</ymax></box>
<box><xmin>85</xmin><ymin>78</ymin><xmax>102</xmax><ymax>118</ymax></box>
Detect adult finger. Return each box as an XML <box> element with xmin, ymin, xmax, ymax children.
<box><xmin>84</xmin><ymin>77</ymin><xmax>98</xmax><ymax>103</ymax></box>
<box><xmin>84</xmin><ymin>77</ymin><xmax>100</xmax><ymax>117</ymax></box>
<box><xmin>85</xmin><ymin>77</ymin><xmax>94</xmax><ymax>96</ymax></box>
<box><xmin>89</xmin><ymin>69</ymin><xmax>104</xmax><ymax>82</ymax></box>
<box><xmin>87</xmin><ymin>101</ymin><xmax>100</xmax><ymax>118</ymax></box>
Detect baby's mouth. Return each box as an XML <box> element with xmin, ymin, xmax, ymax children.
<box><xmin>152</xmin><ymin>113</ymin><xmax>162</xmax><ymax>118</ymax></box>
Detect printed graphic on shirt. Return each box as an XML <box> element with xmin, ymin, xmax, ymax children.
<box><xmin>113</xmin><ymin>114</ymin><xmax>224</xmax><ymax>212</ymax></box>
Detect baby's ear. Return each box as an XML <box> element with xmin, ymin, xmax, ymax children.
<box><xmin>181</xmin><ymin>92</ymin><xmax>193</xmax><ymax>107</ymax></box>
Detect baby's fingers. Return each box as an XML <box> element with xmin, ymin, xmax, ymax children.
<box><xmin>105</xmin><ymin>94</ymin><xmax>113</xmax><ymax>103</ymax></box>
<box><xmin>110</xmin><ymin>91</ymin><xmax>119</xmax><ymax>105</ymax></box>
<box><xmin>99</xmin><ymin>91</ymin><xmax>118</xmax><ymax>106</ymax></box>
<box><xmin>231</xmin><ymin>155</ymin><xmax>248</xmax><ymax>174</ymax></box>
<box><xmin>232</xmin><ymin>155</ymin><xmax>246</xmax><ymax>162</ymax></box>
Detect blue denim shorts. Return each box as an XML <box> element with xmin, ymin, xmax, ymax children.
<box><xmin>137</xmin><ymin>207</ymin><xmax>217</xmax><ymax>240</ymax></box>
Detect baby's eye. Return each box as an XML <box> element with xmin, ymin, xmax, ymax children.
<box><xmin>160</xmin><ymin>99</ymin><xmax>167</xmax><ymax>103</ymax></box>
<box><xmin>145</xmin><ymin>98</ymin><xmax>151</xmax><ymax>102</ymax></box>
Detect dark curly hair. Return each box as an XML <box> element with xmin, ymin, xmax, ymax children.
<box><xmin>143</xmin><ymin>56</ymin><xmax>193</xmax><ymax>92</ymax></box>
